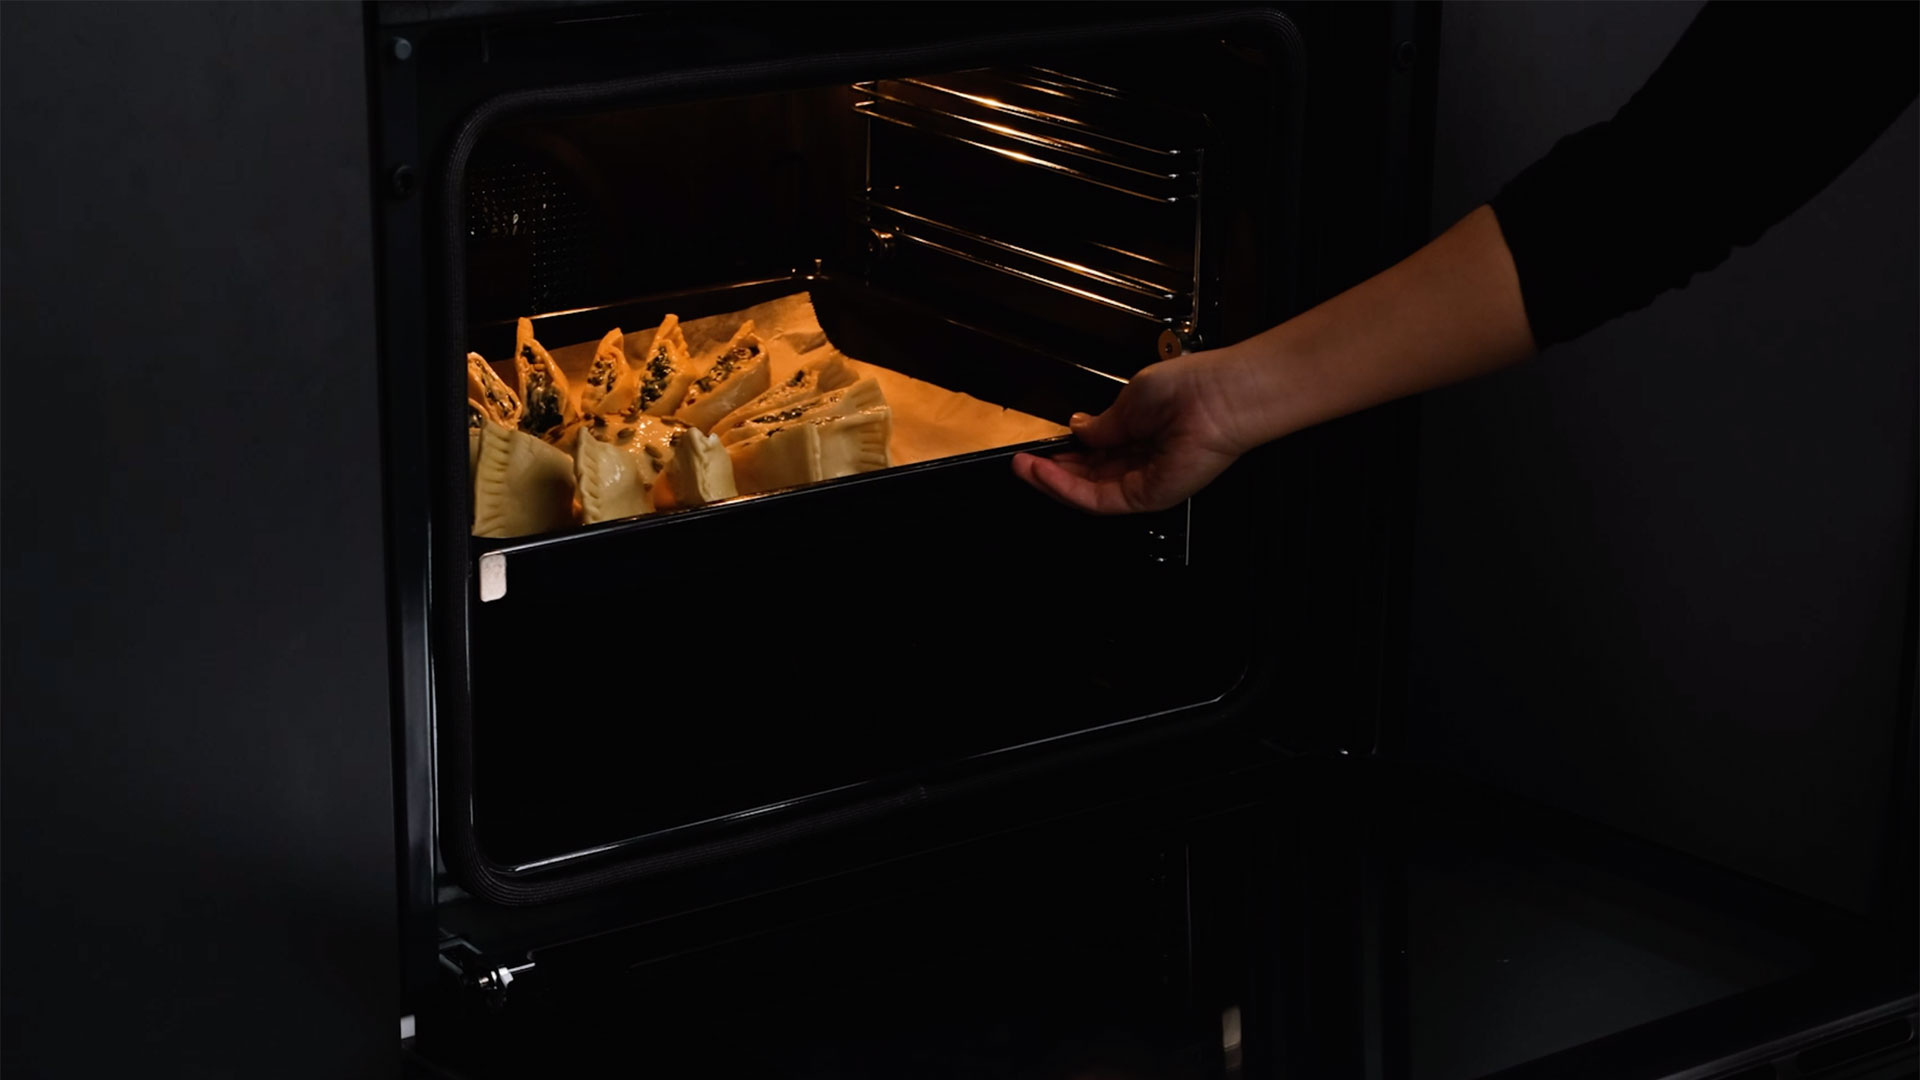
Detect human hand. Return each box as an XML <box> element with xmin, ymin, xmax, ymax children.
<box><xmin>1011</xmin><ymin>350</ymin><xmax>1250</xmax><ymax>514</ymax></box>
<box><xmin>1012</xmin><ymin>205</ymin><xmax>1539</xmax><ymax>515</ymax></box>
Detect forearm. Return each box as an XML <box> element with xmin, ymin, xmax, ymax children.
<box><xmin>1211</xmin><ymin>205</ymin><xmax>1535</xmax><ymax>451</ymax></box>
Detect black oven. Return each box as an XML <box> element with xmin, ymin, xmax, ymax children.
<box><xmin>5</xmin><ymin>3</ymin><xmax>1911</xmax><ymax>1078</ymax></box>
<box><xmin>360</xmin><ymin>5</ymin><xmax>1920</xmax><ymax>1078</ymax></box>
<box><xmin>369</xmin><ymin>3</ymin><xmax>1437</xmax><ymax>1072</ymax></box>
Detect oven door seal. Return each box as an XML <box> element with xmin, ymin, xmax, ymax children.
<box><xmin>426</xmin><ymin>8</ymin><xmax>1307</xmax><ymax>906</ymax></box>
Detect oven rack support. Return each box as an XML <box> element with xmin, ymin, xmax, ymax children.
<box><xmin>854</xmin><ymin>66</ymin><xmax>1210</xmax><ymax>346</ymax></box>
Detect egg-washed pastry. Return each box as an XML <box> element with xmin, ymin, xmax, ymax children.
<box><xmin>472</xmin><ymin>416</ymin><xmax>577</xmax><ymax>539</ymax></box>
<box><xmin>544</xmin><ymin>420</ymin><xmax>588</xmax><ymax>456</ymax></box>
<box><xmin>580</xmin><ymin>328</ymin><xmax>640</xmax><ymax>416</ymax></box>
<box><xmin>814</xmin><ymin>406</ymin><xmax>892</xmax><ymax>480</ymax></box>
<box><xmin>674</xmin><ymin>320</ymin><xmax>771</xmax><ymax>432</ymax></box>
<box><xmin>467</xmin><ymin>351</ymin><xmax>522</xmax><ymax>427</ymax></box>
<box><xmin>660</xmin><ymin>426</ymin><xmax>737</xmax><ymax>508</ymax></box>
<box><xmin>717</xmin><ymin>377</ymin><xmax>886</xmax><ymax>447</ymax></box>
<box><xmin>574</xmin><ymin>426</ymin><xmax>659</xmax><ymax>525</ymax></box>
<box><xmin>514</xmin><ymin>317</ymin><xmax>579</xmax><ymax>440</ymax></box>
<box><xmin>727</xmin><ymin>407</ymin><xmax>892</xmax><ymax>495</ymax></box>
<box><xmin>709</xmin><ymin>350</ymin><xmax>858</xmax><ymax>439</ymax></box>
<box><xmin>579</xmin><ymin>411</ymin><xmax>683</xmax><ymax>473</ymax></box>
<box><xmin>727</xmin><ymin>422</ymin><xmax>817</xmax><ymax>496</ymax></box>
<box><xmin>620</xmin><ymin>314</ymin><xmax>697</xmax><ymax>419</ymax></box>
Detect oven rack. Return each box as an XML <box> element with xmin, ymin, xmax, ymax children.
<box><xmin>853</xmin><ymin>69</ymin><xmax>1208</xmax><ymax>205</ymax></box>
<box><xmin>854</xmin><ymin>66</ymin><xmax>1208</xmax><ymax>342</ymax></box>
<box><xmin>865</xmin><ymin>200</ymin><xmax>1191</xmax><ymax>324</ymax></box>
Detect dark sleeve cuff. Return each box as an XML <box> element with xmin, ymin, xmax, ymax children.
<box><xmin>1488</xmin><ymin>126</ymin><xmax>1615</xmax><ymax>351</ymax></box>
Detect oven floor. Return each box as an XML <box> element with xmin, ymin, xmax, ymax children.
<box><xmin>1402</xmin><ymin>847</ymin><xmax>1812</xmax><ymax>1079</ymax></box>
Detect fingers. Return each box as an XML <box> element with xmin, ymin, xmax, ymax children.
<box><xmin>1068</xmin><ymin>408</ymin><xmax>1129</xmax><ymax>450</ymax></box>
<box><xmin>1027</xmin><ymin>456</ymin><xmax>1114</xmax><ymax>513</ymax></box>
<box><xmin>1038</xmin><ymin>450</ymin><xmax>1114</xmax><ymax>480</ymax></box>
<box><xmin>1011</xmin><ymin>452</ymin><xmax>1084</xmax><ymax>511</ymax></box>
<box><xmin>1011</xmin><ymin>453</ymin><xmax>1077</xmax><ymax>511</ymax></box>
<box><xmin>1011</xmin><ymin>452</ymin><xmax>1137</xmax><ymax>515</ymax></box>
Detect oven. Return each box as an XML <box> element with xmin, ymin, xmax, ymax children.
<box><xmin>372</xmin><ymin>2</ymin><xmax>1433</xmax><ymax>1074</ymax></box>
<box><xmin>4</xmin><ymin>2</ymin><xmax>1913</xmax><ymax>1077</ymax></box>
<box><xmin>356</xmin><ymin>4</ymin><xmax>1920</xmax><ymax>1077</ymax></box>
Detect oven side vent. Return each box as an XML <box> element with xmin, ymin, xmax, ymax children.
<box><xmin>466</xmin><ymin>156</ymin><xmax>592</xmax><ymax>316</ymax></box>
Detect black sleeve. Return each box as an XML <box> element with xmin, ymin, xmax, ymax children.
<box><xmin>1489</xmin><ymin>1</ymin><xmax>1918</xmax><ymax>349</ymax></box>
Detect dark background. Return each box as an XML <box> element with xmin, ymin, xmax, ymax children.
<box><xmin>1</xmin><ymin>4</ymin><xmax>400</xmax><ymax>1079</ymax></box>
<box><xmin>1407</xmin><ymin>0</ymin><xmax>1916</xmax><ymax>914</ymax></box>
<box><xmin>1403</xmin><ymin>4</ymin><xmax>1916</xmax><ymax>1075</ymax></box>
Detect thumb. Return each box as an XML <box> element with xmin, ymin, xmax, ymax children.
<box><xmin>1068</xmin><ymin>407</ymin><xmax>1127</xmax><ymax>449</ymax></box>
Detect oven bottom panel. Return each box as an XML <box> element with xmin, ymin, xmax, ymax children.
<box><xmin>417</xmin><ymin>753</ymin><xmax>1317</xmax><ymax>1080</ymax></box>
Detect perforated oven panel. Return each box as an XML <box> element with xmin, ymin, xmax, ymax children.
<box><xmin>465</xmin><ymin>157</ymin><xmax>593</xmax><ymax>315</ymax></box>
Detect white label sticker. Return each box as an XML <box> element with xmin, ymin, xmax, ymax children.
<box><xmin>478</xmin><ymin>553</ymin><xmax>507</xmax><ymax>603</ymax></box>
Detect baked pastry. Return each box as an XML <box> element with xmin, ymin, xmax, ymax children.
<box><xmin>471</xmin><ymin>416</ymin><xmax>577</xmax><ymax>538</ymax></box>
<box><xmin>674</xmin><ymin>320</ymin><xmax>771</xmax><ymax>432</ymax></box>
<box><xmin>622</xmin><ymin>314</ymin><xmax>697</xmax><ymax>419</ymax></box>
<box><xmin>580</xmin><ymin>328</ymin><xmax>640</xmax><ymax>416</ymax></box>
<box><xmin>514</xmin><ymin>317</ymin><xmax>579</xmax><ymax>440</ymax></box>
<box><xmin>726</xmin><ymin>407</ymin><xmax>892</xmax><ymax>495</ymax></box>
<box><xmin>660</xmin><ymin>425</ymin><xmax>738</xmax><ymax>507</ymax></box>
<box><xmin>573</xmin><ymin>426</ymin><xmax>658</xmax><ymax>524</ymax></box>
<box><xmin>717</xmin><ymin>377</ymin><xmax>886</xmax><ymax>446</ymax></box>
<box><xmin>467</xmin><ymin>351</ymin><xmax>522</xmax><ymax>427</ymax></box>
<box><xmin>709</xmin><ymin>350</ymin><xmax>857</xmax><ymax>438</ymax></box>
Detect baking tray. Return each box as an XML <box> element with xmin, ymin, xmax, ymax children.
<box><xmin>443</xmin><ymin>272</ymin><xmax>1255</xmax><ymax>888</ymax></box>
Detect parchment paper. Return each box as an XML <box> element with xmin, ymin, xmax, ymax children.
<box><xmin>524</xmin><ymin>291</ymin><xmax>1068</xmax><ymax>465</ymax></box>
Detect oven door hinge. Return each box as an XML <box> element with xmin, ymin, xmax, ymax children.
<box><xmin>438</xmin><ymin>936</ymin><xmax>535</xmax><ymax>1010</ymax></box>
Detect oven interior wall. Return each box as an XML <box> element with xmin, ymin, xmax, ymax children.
<box><xmin>459</xmin><ymin>36</ymin><xmax>1296</xmax><ymax>373</ymax></box>
<box><xmin>464</xmin><ymin>87</ymin><xmax>863</xmax><ymax>322</ymax></box>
